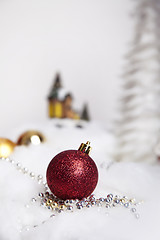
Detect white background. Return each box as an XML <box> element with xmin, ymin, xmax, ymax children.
<box><xmin>0</xmin><ymin>0</ymin><xmax>134</xmax><ymax>134</ymax></box>
<box><xmin>2</xmin><ymin>3</ymin><xmax>160</xmax><ymax>239</ymax></box>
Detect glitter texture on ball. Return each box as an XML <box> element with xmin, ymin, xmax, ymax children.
<box><xmin>46</xmin><ymin>142</ymin><xmax>98</xmax><ymax>200</ymax></box>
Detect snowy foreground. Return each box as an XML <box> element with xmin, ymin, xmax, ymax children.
<box><xmin>0</xmin><ymin>119</ymin><xmax>160</xmax><ymax>240</ymax></box>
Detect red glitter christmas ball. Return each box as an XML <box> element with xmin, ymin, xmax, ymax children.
<box><xmin>46</xmin><ymin>144</ymin><xmax>98</xmax><ymax>200</ymax></box>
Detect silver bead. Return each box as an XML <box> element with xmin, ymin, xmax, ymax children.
<box><xmin>89</xmin><ymin>194</ymin><xmax>95</xmax><ymax>201</ymax></box>
<box><xmin>129</xmin><ymin>198</ymin><xmax>135</xmax><ymax>204</ymax></box>
<box><xmin>99</xmin><ymin>198</ymin><xmax>105</xmax><ymax>202</ymax></box>
<box><xmin>31</xmin><ymin>198</ymin><xmax>36</xmax><ymax>203</ymax></box>
<box><xmin>76</xmin><ymin>201</ymin><xmax>81</xmax><ymax>206</ymax></box>
<box><xmin>107</xmin><ymin>194</ymin><xmax>113</xmax><ymax>199</ymax></box>
<box><xmin>115</xmin><ymin>195</ymin><xmax>120</xmax><ymax>199</ymax></box>
<box><xmin>43</xmin><ymin>198</ymin><xmax>48</xmax><ymax>203</ymax></box>
<box><xmin>96</xmin><ymin>200</ymin><xmax>102</xmax><ymax>207</ymax></box>
<box><xmin>58</xmin><ymin>200</ymin><xmax>64</xmax><ymax>205</ymax></box>
<box><xmin>37</xmin><ymin>175</ymin><xmax>43</xmax><ymax>181</ymax></box>
<box><xmin>136</xmin><ymin>200</ymin><xmax>144</xmax><ymax>205</ymax></box>
<box><xmin>123</xmin><ymin>196</ymin><xmax>128</xmax><ymax>201</ymax></box>
<box><xmin>40</xmin><ymin>202</ymin><xmax>45</xmax><ymax>207</ymax></box>
<box><xmin>124</xmin><ymin>203</ymin><xmax>129</xmax><ymax>208</ymax></box>
<box><xmin>42</xmin><ymin>182</ymin><xmax>47</xmax><ymax>189</ymax></box>
<box><xmin>44</xmin><ymin>186</ymin><xmax>49</xmax><ymax>192</ymax></box>
<box><xmin>57</xmin><ymin>209</ymin><xmax>62</xmax><ymax>213</ymax></box>
<box><xmin>106</xmin><ymin>204</ymin><xmax>111</xmax><ymax>208</ymax></box>
<box><xmin>135</xmin><ymin>213</ymin><xmax>140</xmax><ymax>219</ymax></box>
<box><xmin>45</xmin><ymin>192</ymin><xmax>49</xmax><ymax>197</ymax></box>
<box><xmin>80</xmin><ymin>200</ymin><xmax>87</xmax><ymax>207</ymax></box>
<box><xmin>91</xmin><ymin>201</ymin><xmax>96</xmax><ymax>206</ymax></box>
<box><xmin>105</xmin><ymin>198</ymin><xmax>111</xmax><ymax>203</ymax></box>
<box><xmin>82</xmin><ymin>198</ymin><xmax>87</xmax><ymax>202</ymax></box>
<box><xmin>30</xmin><ymin>172</ymin><xmax>35</xmax><ymax>178</ymax></box>
<box><xmin>24</xmin><ymin>226</ymin><xmax>30</xmax><ymax>231</ymax></box>
<box><xmin>25</xmin><ymin>204</ymin><xmax>30</xmax><ymax>208</ymax></box>
<box><xmin>67</xmin><ymin>206</ymin><xmax>73</xmax><ymax>211</ymax></box>
<box><xmin>77</xmin><ymin>205</ymin><xmax>83</xmax><ymax>210</ymax></box>
<box><xmin>16</xmin><ymin>163</ymin><xmax>21</xmax><ymax>170</ymax></box>
<box><xmin>38</xmin><ymin>192</ymin><xmax>44</xmax><ymax>198</ymax></box>
<box><xmin>38</xmin><ymin>180</ymin><xmax>42</xmax><ymax>185</ymax></box>
<box><xmin>131</xmin><ymin>208</ymin><xmax>136</xmax><ymax>213</ymax></box>
<box><xmin>114</xmin><ymin>199</ymin><xmax>120</xmax><ymax>204</ymax></box>
<box><xmin>10</xmin><ymin>159</ymin><xmax>15</xmax><ymax>164</ymax></box>
<box><xmin>69</xmin><ymin>199</ymin><xmax>74</xmax><ymax>205</ymax></box>
<box><xmin>86</xmin><ymin>203</ymin><xmax>92</xmax><ymax>208</ymax></box>
<box><xmin>43</xmin><ymin>182</ymin><xmax>48</xmax><ymax>187</ymax></box>
<box><xmin>64</xmin><ymin>200</ymin><xmax>70</xmax><ymax>205</ymax></box>
<box><xmin>22</xmin><ymin>167</ymin><xmax>28</xmax><ymax>174</ymax></box>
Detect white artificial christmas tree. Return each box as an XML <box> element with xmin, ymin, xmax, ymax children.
<box><xmin>115</xmin><ymin>0</ymin><xmax>160</xmax><ymax>163</ymax></box>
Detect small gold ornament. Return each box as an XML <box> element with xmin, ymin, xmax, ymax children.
<box><xmin>17</xmin><ymin>131</ymin><xmax>45</xmax><ymax>146</ymax></box>
<box><xmin>0</xmin><ymin>138</ymin><xmax>16</xmax><ymax>158</ymax></box>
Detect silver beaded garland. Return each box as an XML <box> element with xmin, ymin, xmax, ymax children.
<box><xmin>0</xmin><ymin>156</ymin><xmax>142</xmax><ymax>232</ymax></box>
<box><xmin>36</xmin><ymin>189</ymin><xmax>142</xmax><ymax>218</ymax></box>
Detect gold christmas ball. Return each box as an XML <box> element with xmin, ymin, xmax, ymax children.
<box><xmin>0</xmin><ymin>138</ymin><xmax>16</xmax><ymax>158</ymax></box>
<box><xmin>17</xmin><ymin>130</ymin><xmax>45</xmax><ymax>146</ymax></box>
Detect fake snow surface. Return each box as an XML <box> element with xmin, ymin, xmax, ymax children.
<box><xmin>0</xmin><ymin>119</ymin><xmax>160</xmax><ymax>240</ymax></box>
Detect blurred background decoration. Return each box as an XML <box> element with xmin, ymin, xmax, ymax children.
<box><xmin>115</xmin><ymin>0</ymin><xmax>160</xmax><ymax>163</ymax></box>
<box><xmin>1</xmin><ymin>0</ymin><xmax>159</xmax><ymax>164</ymax></box>
<box><xmin>1</xmin><ymin>1</ymin><xmax>160</xmax><ymax>238</ymax></box>
<box><xmin>81</xmin><ymin>104</ymin><xmax>90</xmax><ymax>121</ymax></box>
<box><xmin>17</xmin><ymin>130</ymin><xmax>46</xmax><ymax>146</ymax></box>
<box><xmin>47</xmin><ymin>73</ymin><xmax>79</xmax><ymax>119</ymax></box>
<box><xmin>0</xmin><ymin>138</ymin><xmax>16</xmax><ymax>158</ymax></box>
<box><xmin>0</xmin><ymin>0</ymin><xmax>133</xmax><ymax>134</ymax></box>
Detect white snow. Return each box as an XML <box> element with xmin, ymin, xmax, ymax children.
<box><xmin>0</xmin><ymin>119</ymin><xmax>160</xmax><ymax>240</ymax></box>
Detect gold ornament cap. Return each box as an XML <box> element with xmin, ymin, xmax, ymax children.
<box><xmin>17</xmin><ymin>130</ymin><xmax>46</xmax><ymax>146</ymax></box>
<box><xmin>78</xmin><ymin>141</ymin><xmax>92</xmax><ymax>155</ymax></box>
<box><xmin>0</xmin><ymin>138</ymin><xmax>16</xmax><ymax>158</ymax></box>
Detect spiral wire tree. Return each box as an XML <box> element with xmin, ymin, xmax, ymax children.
<box><xmin>115</xmin><ymin>0</ymin><xmax>160</xmax><ymax>163</ymax></box>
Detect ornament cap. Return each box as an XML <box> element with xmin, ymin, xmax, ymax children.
<box><xmin>78</xmin><ymin>141</ymin><xmax>92</xmax><ymax>155</ymax></box>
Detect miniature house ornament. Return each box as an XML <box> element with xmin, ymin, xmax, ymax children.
<box><xmin>48</xmin><ymin>74</ymin><xmax>79</xmax><ymax>119</ymax></box>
